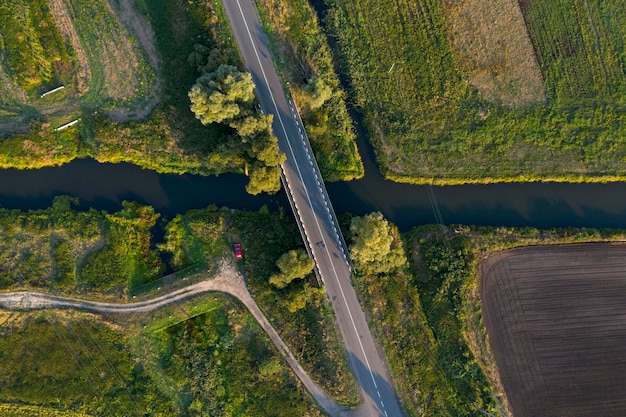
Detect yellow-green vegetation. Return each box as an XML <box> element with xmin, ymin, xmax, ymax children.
<box><xmin>256</xmin><ymin>0</ymin><xmax>364</xmax><ymax>181</ymax></box>
<box><xmin>0</xmin><ymin>0</ymin><xmax>240</xmax><ymax>176</ymax></box>
<box><xmin>159</xmin><ymin>205</ymin><xmax>231</xmax><ymax>271</ymax></box>
<box><xmin>0</xmin><ymin>404</ymin><xmax>93</xmax><ymax>417</ymax></box>
<box><xmin>0</xmin><ymin>196</ymin><xmax>163</xmax><ymax>296</ymax></box>
<box><xmin>161</xmin><ymin>206</ymin><xmax>358</xmax><ymax>405</ymax></box>
<box><xmin>138</xmin><ymin>295</ymin><xmax>326</xmax><ymax>416</ymax></box>
<box><xmin>0</xmin><ymin>202</ymin><xmax>358</xmax><ymax>414</ymax></box>
<box><xmin>0</xmin><ymin>312</ymin><xmax>171</xmax><ymax>416</ymax></box>
<box><xmin>269</xmin><ymin>249</ymin><xmax>315</xmax><ymax>290</ymax></box>
<box><xmin>0</xmin><ymin>299</ymin><xmax>325</xmax><ymax>416</ymax></box>
<box><xmin>187</xmin><ymin>64</ymin><xmax>286</xmax><ymax>194</ymax></box>
<box><xmin>325</xmin><ymin>0</ymin><xmax>626</xmax><ymax>184</ymax></box>
<box><xmin>0</xmin><ymin>0</ymin><xmax>361</xmax><ymax>187</ymax></box>
<box><xmin>519</xmin><ymin>0</ymin><xmax>626</xmax><ymax>105</ymax></box>
<box><xmin>0</xmin><ymin>0</ymin><xmax>156</xmax><ymax>121</ymax></box>
<box><xmin>0</xmin><ymin>122</ymin><xmax>83</xmax><ymax>169</ymax></box>
<box><xmin>349</xmin><ymin>212</ymin><xmax>406</xmax><ymax>275</ymax></box>
<box><xmin>0</xmin><ymin>0</ymin><xmax>73</xmax><ymax>95</ymax></box>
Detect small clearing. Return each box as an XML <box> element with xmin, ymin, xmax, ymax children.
<box><xmin>445</xmin><ymin>0</ymin><xmax>545</xmax><ymax>107</ymax></box>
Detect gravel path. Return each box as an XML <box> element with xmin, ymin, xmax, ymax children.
<box><xmin>0</xmin><ymin>261</ymin><xmax>343</xmax><ymax>416</ymax></box>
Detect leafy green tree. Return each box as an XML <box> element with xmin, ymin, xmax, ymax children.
<box><xmin>188</xmin><ymin>64</ymin><xmax>255</xmax><ymax>125</ymax></box>
<box><xmin>304</xmin><ymin>76</ymin><xmax>333</xmax><ymax>110</ymax></box>
<box><xmin>287</xmin><ymin>282</ymin><xmax>321</xmax><ymax>313</ymax></box>
<box><xmin>350</xmin><ymin>212</ymin><xmax>407</xmax><ymax>275</ymax></box>
<box><xmin>231</xmin><ymin>114</ymin><xmax>272</xmax><ymax>137</ymax></box>
<box><xmin>246</xmin><ymin>165</ymin><xmax>282</xmax><ymax>195</ymax></box>
<box><xmin>247</xmin><ymin>131</ymin><xmax>285</xmax><ymax>167</ymax></box>
<box><xmin>188</xmin><ymin>44</ymin><xmax>226</xmax><ymax>74</ymax></box>
<box><xmin>269</xmin><ymin>249</ymin><xmax>315</xmax><ymax>288</ymax></box>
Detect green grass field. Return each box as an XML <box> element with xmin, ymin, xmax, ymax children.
<box><xmin>0</xmin><ymin>0</ymin><xmax>156</xmax><ymax>117</ymax></box>
<box><xmin>325</xmin><ymin>0</ymin><xmax>626</xmax><ymax>184</ymax></box>
<box><xmin>0</xmin><ymin>0</ymin><xmax>73</xmax><ymax>96</ymax></box>
<box><xmin>0</xmin><ymin>297</ymin><xmax>325</xmax><ymax>416</ymax></box>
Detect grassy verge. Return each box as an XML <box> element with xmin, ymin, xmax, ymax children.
<box><xmin>0</xmin><ymin>311</ymin><xmax>171</xmax><ymax>416</ymax></box>
<box><xmin>255</xmin><ymin>0</ymin><xmax>363</xmax><ymax>181</ymax></box>
<box><xmin>324</xmin><ymin>0</ymin><xmax>626</xmax><ymax>184</ymax></box>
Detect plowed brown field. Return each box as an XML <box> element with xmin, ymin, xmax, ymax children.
<box><xmin>481</xmin><ymin>243</ymin><xmax>626</xmax><ymax>417</ymax></box>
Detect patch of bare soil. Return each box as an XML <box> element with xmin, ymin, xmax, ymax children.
<box><xmin>445</xmin><ymin>0</ymin><xmax>545</xmax><ymax>107</ymax></box>
<box><xmin>481</xmin><ymin>243</ymin><xmax>626</xmax><ymax>417</ymax></box>
<box><xmin>47</xmin><ymin>0</ymin><xmax>91</xmax><ymax>95</ymax></box>
<box><xmin>103</xmin><ymin>0</ymin><xmax>162</xmax><ymax>122</ymax></box>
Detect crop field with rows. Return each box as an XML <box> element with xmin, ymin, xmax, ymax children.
<box><xmin>325</xmin><ymin>0</ymin><xmax>626</xmax><ymax>184</ymax></box>
<box><xmin>482</xmin><ymin>243</ymin><xmax>626</xmax><ymax>416</ymax></box>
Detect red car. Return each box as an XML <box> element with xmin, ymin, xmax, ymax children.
<box><xmin>234</xmin><ymin>243</ymin><xmax>243</xmax><ymax>259</ymax></box>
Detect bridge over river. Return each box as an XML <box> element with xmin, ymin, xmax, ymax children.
<box><xmin>221</xmin><ymin>0</ymin><xmax>405</xmax><ymax>416</ymax></box>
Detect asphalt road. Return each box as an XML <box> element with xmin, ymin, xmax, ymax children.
<box><xmin>221</xmin><ymin>1</ymin><xmax>405</xmax><ymax>416</ymax></box>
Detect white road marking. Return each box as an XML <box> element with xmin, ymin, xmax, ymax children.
<box><xmin>233</xmin><ymin>1</ymin><xmax>387</xmax><ymax>413</ymax></box>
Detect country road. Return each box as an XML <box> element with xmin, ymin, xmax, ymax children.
<box><xmin>221</xmin><ymin>1</ymin><xmax>405</xmax><ymax>416</ymax></box>
<box><xmin>0</xmin><ymin>261</ymin><xmax>342</xmax><ymax>416</ymax></box>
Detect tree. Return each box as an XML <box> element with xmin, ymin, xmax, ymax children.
<box><xmin>269</xmin><ymin>249</ymin><xmax>315</xmax><ymax>289</ymax></box>
<box><xmin>188</xmin><ymin>65</ymin><xmax>255</xmax><ymax>126</ymax></box>
<box><xmin>188</xmin><ymin>44</ymin><xmax>226</xmax><ymax>74</ymax></box>
<box><xmin>349</xmin><ymin>212</ymin><xmax>407</xmax><ymax>275</ymax></box>
<box><xmin>303</xmin><ymin>76</ymin><xmax>333</xmax><ymax>110</ymax></box>
<box><xmin>246</xmin><ymin>165</ymin><xmax>282</xmax><ymax>195</ymax></box>
<box><xmin>247</xmin><ymin>130</ymin><xmax>285</xmax><ymax>167</ymax></box>
<box><xmin>286</xmin><ymin>282</ymin><xmax>321</xmax><ymax>313</ymax></box>
<box><xmin>231</xmin><ymin>114</ymin><xmax>272</xmax><ymax>137</ymax></box>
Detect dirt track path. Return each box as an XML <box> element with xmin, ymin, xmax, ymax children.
<box><xmin>0</xmin><ymin>261</ymin><xmax>342</xmax><ymax>416</ymax></box>
<box><xmin>47</xmin><ymin>0</ymin><xmax>91</xmax><ymax>94</ymax></box>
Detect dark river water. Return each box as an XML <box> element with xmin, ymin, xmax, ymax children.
<box><xmin>1</xmin><ymin>142</ymin><xmax>626</xmax><ymax>232</ymax></box>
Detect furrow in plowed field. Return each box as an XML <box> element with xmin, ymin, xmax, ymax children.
<box><xmin>481</xmin><ymin>243</ymin><xmax>626</xmax><ymax>417</ymax></box>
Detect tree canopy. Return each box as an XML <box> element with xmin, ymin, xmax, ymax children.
<box><xmin>189</xmin><ymin>64</ymin><xmax>255</xmax><ymax>126</ymax></box>
<box><xmin>349</xmin><ymin>212</ymin><xmax>407</xmax><ymax>275</ymax></box>
<box><xmin>269</xmin><ymin>249</ymin><xmax>315</xmax><ymax>289</ymax></box>
<box><xmin>303</xmin><ymin>76</ymin><xmax>333</xmax><ymax>110</ymax></box>
<box><xmin>188</xmin><ymin>62</ymin><xmax>286</xmax><ymax>195</ymax></box>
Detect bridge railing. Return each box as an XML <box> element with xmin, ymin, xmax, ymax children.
<box><xmin>279</xmin><ymin>97</ymin><xmax>355</xmax><ymax>276</ymax></box>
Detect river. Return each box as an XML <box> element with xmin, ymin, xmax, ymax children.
<box><xmin>1</xmin><ymin>147</ymin><xmax>626</xmax><ymax>232</ymax></box>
